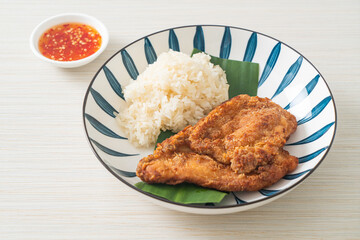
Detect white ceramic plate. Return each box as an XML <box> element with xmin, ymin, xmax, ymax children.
<box><xmin>82</xmin><ymin>25</ymin><xmax>337</xmax><ymax>214</ymax></box>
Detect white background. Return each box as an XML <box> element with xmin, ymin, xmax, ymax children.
<box><xmin>0</xmin><ymin>0</ymin><xmax>359</xmax><ymax>239</ymax></box>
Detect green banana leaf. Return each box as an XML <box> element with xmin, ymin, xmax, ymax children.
<box><xmin>136</xmin><ymin>49</ymin><xmax>259</xmax><ymax>204</ymax></box>
<box><xmin>192</xmin><ymin>48</ymin><xmax>259</xmax><ymax>98</ymax></box>
<box><xmin>135</xmin><ymin>182</ymin><xmax>227</xmax><ymax>204</ymax></box>
<box><xmin>154</xmin><ymin>130</ymin><xmax>174</xmax><ymax>150</ymax></box>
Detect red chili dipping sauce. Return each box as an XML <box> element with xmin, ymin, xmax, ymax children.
<box><xmin>38</xmin><ymin>23</ymin><xmax>102</xmax><ymax>61</ymax></box>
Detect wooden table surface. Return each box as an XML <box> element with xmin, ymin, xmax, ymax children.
<box><xmin>1</xmin><ymin>0</ymin><xmax>359</xmax><ymax>239</ymax></box>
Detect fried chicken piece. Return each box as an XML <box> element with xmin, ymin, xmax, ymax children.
<box><xmin>136</xmin><ymin>95</ymin><xmax>298</xmax><ymax>191</ymax></box>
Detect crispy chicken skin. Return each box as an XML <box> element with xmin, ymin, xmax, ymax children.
<box><xmin>136</xmin><ymin>95</ymin><xmax>298</xmax><ymax>191</ymax></box>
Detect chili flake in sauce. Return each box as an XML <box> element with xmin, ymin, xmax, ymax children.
<box><xmin>38</xmin><ymin>23</ymin><xmax>102</xmax><ymax>61</ymax></box>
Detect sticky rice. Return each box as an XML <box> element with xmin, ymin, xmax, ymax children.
<box><xmin>116</xmin><ymin>50</ymin><xmax>228</xmax><ymax>147</ymax></box>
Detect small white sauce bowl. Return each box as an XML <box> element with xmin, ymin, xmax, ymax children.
<box><xmin>30</xmin><ymin>13</ymin><xmax>109</xmax><ymax>68</ymax></box>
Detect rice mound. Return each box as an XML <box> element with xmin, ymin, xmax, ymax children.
<box><xmin>116</xmin><ymin>50</ymin><xmax>228</xmax><ymax>147</ymax></box>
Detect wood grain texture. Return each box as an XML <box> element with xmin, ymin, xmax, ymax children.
<box><xmin>0</xmin><ymin>0</ymin><xmax>359</xmax><ymax>239</ymax></box>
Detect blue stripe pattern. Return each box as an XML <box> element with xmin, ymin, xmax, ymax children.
<box><xmin>259</xmin><ymin>189</ymin><xmax>280</xmax><ymax>196</ymax></box>
<box><xmin>110</xmin><ymin>166</ymin><xmax>137</xmax><ymax>178</ymax></box>
<box><xmin>85</xmin><ymin>114</ymin><xmax>127</xmax><ymax>139</ymax></box>
<box><xmin>284</xmin><ymin>75</ymin><xmax>320</xmax><ymax>110</ymax></box>
<box><xmin>283</xmin><ymin>169</ymin><xmax>311</xmax><ymax>180</ymax></box>
<box><xmin>144</xmin><ymin>37</ymin><xmax>157</xmax><ymax>64</ymax></box>
<box><xmin>232</xmin><ymin>192</ymin><xmax>247</xmax><ymax>204</ymax></box>
<box><xmin>193</xmin><ymin>26</ymin><xmax>205</xmax><ymax>51</ymax></box>
<box><xmin>90</xmin><ymin>88</ymin><xmax>118</xmax><ymax>118</ymax></box>
<box><xmin>297</xmin><ymin>96</ymin><xmax>331</xmax><ymax>125</ymax></box>
<box><xmin>84</xmin><ymin>26</ymin><xmax>336</xmax><ymax>207</ymax></box>
<box><xmin>103</xmin><ymin>66</ymin><xmax>125</xmax><ymax>100</ymax></box>
<box><xmin>219</xmin><ymin>27</ymin><xmax>231</xmax><ymax>59</ymax></box>
<box><xmin>90</xmin><ymin>138</ymin><xmax>138</xmax><ymax>157</ymax></box>
<box><xmin>299</xmin><ymin>147</ymin><xmax>328</xmax><ymax>163</ymax></box>
<box><xmin>243</xmin><ymin>32</ymin><xmax>257</xmax><ymax>62</ymax></box>
<box><xmin>121</xmin><ymin>50</ymin><xmax>139</xmax><ymax>80</ymax></box>
<box><xmin>168</xmin><ymin>29</ymin><xmax>180</xmax><ymax>51</ymax></box>
<box><xmin>258</xmin><ymin>42</ymin><xmax>281</xmax><ymax>87</ymax></box>
<box><xmin>272</xmin><ymin>56</ymin><xmax>303</xmax><ymax>99</ymax></box>
<box><xmin>287</xmin><ymin>122</ymin><xmax>335</xmax><ymax>146</ymax></box>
